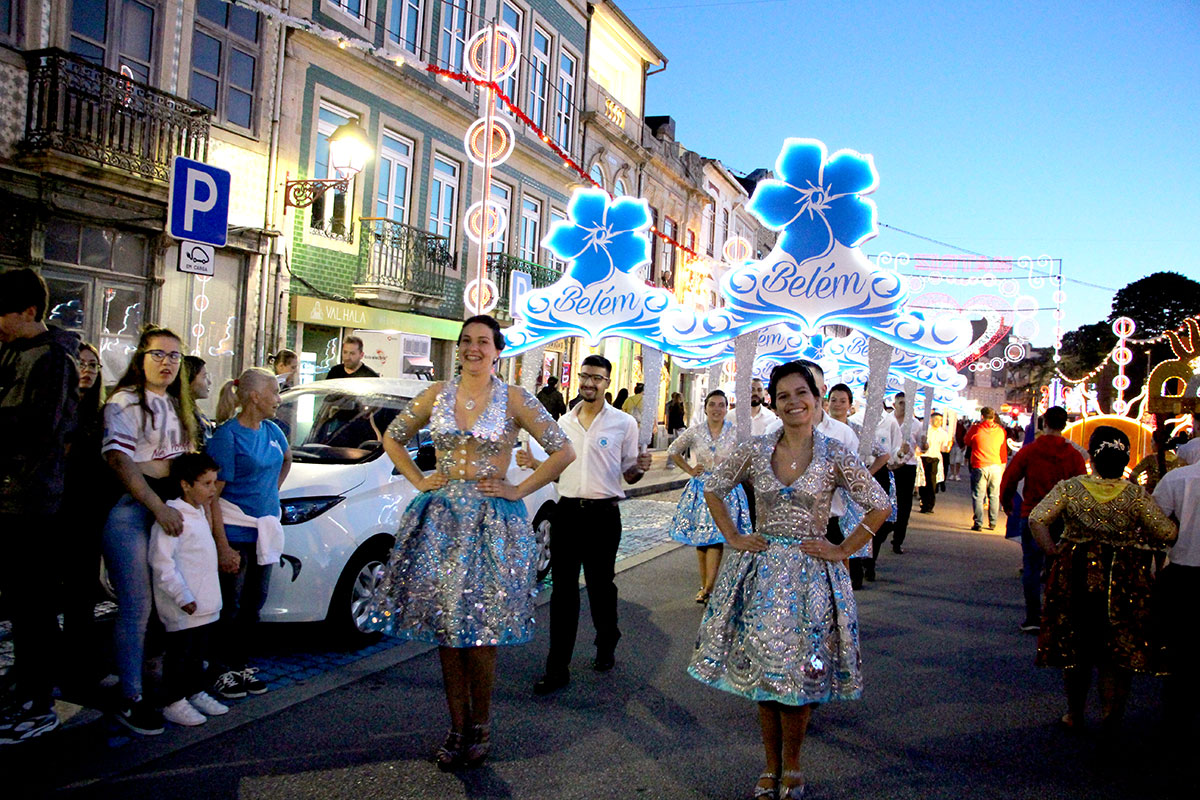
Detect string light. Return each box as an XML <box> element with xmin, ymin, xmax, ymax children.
<box><xmin>1057</xmin><ymin>312</ymin><xmax>1200</xmax><ymax>384</ymax></box>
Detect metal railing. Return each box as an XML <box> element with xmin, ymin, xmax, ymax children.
<box><xmin>22</xmin><ymin>49</ymin><xmax>210</xmax><ymax>182</ymax></box>
<box><xmin>359</xmin><ymin>218</ymin><xmax>455</xmax><ymax>300</ymax></box>
<box><xmin>486</xmin><ymin>252</ymin><xmax>563</xmax><ymax>312</ymax></box>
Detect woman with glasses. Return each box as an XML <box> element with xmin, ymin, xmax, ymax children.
<box><xmin>101</xmin><ymin>327</ymin><xmax>197</xmax><ymax>736</ymax></box>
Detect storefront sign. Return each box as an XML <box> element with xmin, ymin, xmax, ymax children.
<box><xmin>177</xmin><ymin>241</ymin><xmax>215</xmax><ymax>276</ymax></box>
<box><xmin>291</xmin><ymin>295</ymin><xmax>461</xmax><ymax>341</ymax></box>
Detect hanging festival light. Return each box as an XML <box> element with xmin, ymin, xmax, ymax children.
<box><xmin>1111</xmin><ymin>316</ymin><xmax>1136</xmax><ymax>414</ymax></box>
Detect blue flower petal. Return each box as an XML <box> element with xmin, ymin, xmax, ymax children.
<box><xmin>776</xmin><ymin>140</ymin><xmax>826</xmax><ymax>185</ymax></box>
<box><xmin>747</xmin><ymin>181</ymin><xmax>806</xmax><ymax>230</ymax></box>
<box><xmin>823</xmin><ymin>151</ymin><xmax>877</xmax><ymax>197</ymax></box>
<box><xmin>572</xmin><ymin>258</ymin><xmax>615</xmax><ymax>288</ymax></box>
<box><xmin>823</xmin><ymin>194</ymin><xmax>878</xmax><ymax>249</ymax></box>
<box><xmin>569</xmin><ymin>190</ymin><xmax>609</xmax><ymax>227</ymax></box>
<box><xmin>779</xmin><ymin>206</ymin><xmax>833</xmax><ymax>261</ymax></box>
<box><xmin>605</xmin><ymin>198</ymin><xmax>650</xmax><ymax>233</ymax></box>
<box><xmin>606</xmin><ymin>230</ymin><xmax>651</xmax><ymax>274</ymax></box>
<box><xmin>547</xmin><ymin>224</ymin><xmax>593</xmax><ymax>261</ymax></box>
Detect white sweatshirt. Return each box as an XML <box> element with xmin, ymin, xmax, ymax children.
<box><xmin>149</xmin><ymin>498</ymin><xmax>222</xmax><ymax>632</ymax></box>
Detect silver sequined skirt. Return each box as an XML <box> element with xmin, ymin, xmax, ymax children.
<box><xmin>668</xmin><ymin>476</ymin><xmax>751</xmax><ymax>546</ymax></box>
<box><xmin>363</xmin><ymin>482</ymin><xmax>536</xmax><ymax>647</ymax></box>
<box><xmin>688</xmin><ymin>536</ymin><xmax>863</xmax><ymax>705</ymax></box>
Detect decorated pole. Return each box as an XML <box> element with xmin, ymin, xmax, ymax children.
<box><xmin>858</xmin><ymin>338</ymin><xmax>894</xmax><ymax>464</ymax></box>
<box><xmin>641</xmin><ymin>347</ymin><xmax>664</xmax><ymax>449</ymax></box>
<box><xmin>733</xmin><ymin>332</ymin><xmax>757</xmax><ymax>442</ymax></box>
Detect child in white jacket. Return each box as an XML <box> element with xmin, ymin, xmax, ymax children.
<box><xmin>148</xmin><ymin>453</ymin><xmax>229</xmax><ymax>727</ymax></box>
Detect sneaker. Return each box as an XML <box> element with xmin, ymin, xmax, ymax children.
<box><xmin>211</xmin><ymin>670</ymin><xmax>248</xmax><ymax>701</ymax></box>
<box><xmin>970</xmin><ymin>523</ymin><xmax>982</xmax><ymax>531</ymax></box>
<box><xmin>1020</xmin><ymin>620</ymin><xmax>1041</xmax><ymax>634</ymax></box>
<box><xmin>0</xmin><ymin>700</ymin><xmax>59</xmax><ymax>745</ymax></box>
<box><xmin>114</xmin><ymin>696</ymin><xmax>165</xmax><ymax>736</ymax></box>
<box><xmin>188</xmin><ymin>691</ymin><xmax>229</xmax><ymax>716</ymax></box>
<box><xmin>162</xmin><ymin>698</ymin><xmax>206</xmax><ymax>727</ymax></box>
<box><xmin>239</xmin><ymin>668</ymin><xmax>268</xmax><ymax>695</ymax></box>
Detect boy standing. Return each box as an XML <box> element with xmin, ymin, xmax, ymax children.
<box><xmin>149</xmin><ymin>453</ymin><xmax>229</xmax><ymax>726</ymax></box>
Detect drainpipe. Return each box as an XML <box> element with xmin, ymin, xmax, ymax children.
<box><xmin>257</xmin><ymin>1</ymin><xmax>290</xmax><ymax>364</ymax></box>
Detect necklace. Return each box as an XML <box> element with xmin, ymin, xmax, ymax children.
<box><xmin>461</xmin><ymin>382</ymin><xmax>489</xmax><ymax>411</ymax></box>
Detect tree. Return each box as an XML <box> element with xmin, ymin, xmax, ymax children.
<box><xmin>1108</xmin><ymin>271</ymin><xmax>1200</xmax><ymax>338</ymax></box>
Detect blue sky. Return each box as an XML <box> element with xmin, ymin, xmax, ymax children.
<box><xmin>626</xmin><ymin>0</ymin><xmax>1200</xmax><ymax>345</ymax></box>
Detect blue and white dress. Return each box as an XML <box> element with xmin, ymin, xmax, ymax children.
<box><xmin>667</xmin><ymin>420</ymin><xmax>751</xmax><ymax>546</ymax></box>
<box><xmin>363</xmin><ymin>377</ymin><xmax>568</xmax><ymax>648</ymax></box>
<box><xmin>689</xmin><ymin>430</ymin><xmax>890</xmax><ymax>705</ymax></box>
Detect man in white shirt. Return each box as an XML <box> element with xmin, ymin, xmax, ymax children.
<box><xmin>918</xmin><ymin>412</ymin><xmax>952</xmax><ymax>513</ymax></box>
<box><xmin>523</xmin><ymin>354</ymin><xmax>652</xmax><ymax>696</ymax></box>
<box><xmin>877</xmin><ymin>392</ymin><xmax>918</xmax><ymax>555</ymax></box>
<box><xmin>746</xmin><ymin>378</ymin><xmax>782</xmax><ymax>436</ymax></box>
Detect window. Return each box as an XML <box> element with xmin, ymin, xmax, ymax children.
<box><xmin>588</xmin><ymin>162</ymin><xmax>605</xmax><ymax>189</ymax></box>
<box><xmin>648</xmin><ymin>206</ymin><xmax>659</xmax><ymax>280</ymax></box>
<box><xmin>375</xmin><ymin>131</ymin><xmax>414</xmax><ymax>223</ymax></box>
<box><xmin>327</xmin><ymin>0</ymin><xmax>367</xmax><ymax>23</ymax></box>
<box><xmin>547</xmin><ymin>209</ymin><xmax>567</xmax><ymax>271</ymax></box>
<box><xmin>489</xmin><ymin>182</ymin><xmax>511</xmax><ymax>254</ymax></box>
<box><xmin>69</xmin><ymin>0</ymin><xmax>159</xmax><ymax>85</ymax></box>
<box><xmin>438</xmin><ymin>0</ymin><xmax>469</xmax><ymax>72</ymax></box>
<box><xmin>554</xmin><ymin>50</ymin><xmax>576</xmax><ymax>151</ymax></box>
<box><xmin>387</xmin><ymin>0</ymin><xmax>422</xmax><ymax>54</ymax></box>
<box><xmin>519</xmin><ymin>197</ymin><xmax>540</xmax><ymax>263</ymax></box>
<box><xmin>721</xmin><ymin>208</ymin><xmax>730</xmax><ymax>250</ymax></box>
<box><xmin>311</xmin><ymin>103</ymin><xmax>358</xmax><ymax>240</ymax></box>
<box><xmin>192</xmin><ymin>0</ymin><xmax>259</xmax><ymax>129</ymax></box>
<box><xmin>528</xmin><ymin>26</ymin><xmax>550</xmax><ymax>128</ymax></box>
<box><xmin>662</xmin><ymin>217</ymin><xmax>678</xmax><ymax>286</ymax></box>
<box><xmin>428</xmin><ymin>155</ymin><xmax>460</xmax><ymax>241</ymax></box>
<box><xmin>499</xmin><ymin>3</ymin><xmax>522</xmax><ymax>107</ymax></box>
<box><xmin>614</xmin><ymin>178</ymin><xmax>627</xmax><ymax>197</ymax></box>
<box><xmin>1</xmin><ymin>0</ymin><xmax>16</xmax><ymax>45</ymax></box>
<box><xmin>705</xmin><ymin>206</ymin><xmax>715</xmax><ymax>256</ymax></box>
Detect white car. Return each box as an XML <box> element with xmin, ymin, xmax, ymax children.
<box><xmin>266</xmin><ymin>378</ymin><xmax>558</xmax><ymax>641</ymax></box>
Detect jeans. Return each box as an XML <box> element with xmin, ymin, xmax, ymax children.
<box><xmin>0</xmin><ymin>514</ymin><xmax>61</xmax><ymax>710</ymax></box>
<box><xmin>214</xmin><ymin>540</ymin><xmax>271</xmax><ymax>671</ymax></box>
<box><xmin>1019</xmin><ymin>518</ymin><xmax>1044</xmax><ymax>624</ymax></box>
<box><xmin>971</xmin><ymin>464</ymin><xmax>1004</xmax><ymax>527</ymax></box>
<box><xmin>102</xmin><ymin>495</ymin><xmax>156</xmax><ymax>699</ymax></box>
<box><xmin>546</xmin><ymin>499</ymin><xmax>622</xmax><ymax>675</ymax></box>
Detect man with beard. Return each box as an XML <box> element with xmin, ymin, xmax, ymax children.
<box><xmin>741</xmin><ymin>378</ymin><xmax>781</xmax><ymax>436</ymax></box>
<box><xmin>323</xmin><ymin>336</ymin><xmax>378</xmax><ymax>380</ymax></box>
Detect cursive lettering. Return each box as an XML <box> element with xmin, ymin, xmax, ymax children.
<box><xmin>553</xmin><ymin>284</ymin><xmax>641</xmax><ymax>316</ymax></box>
<box><xmin>759</xmin><ymin>260</ymin><xmax>864</xmax><ymax>300</ymax></box>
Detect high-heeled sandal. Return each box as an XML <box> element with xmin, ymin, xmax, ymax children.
<box><xmin>753</xmin><ymin>771</ymin><xmax>779</xmax><ymax>799</ymax></box>
<box><xmin>695</xmin><ymin>589</ymin><xmax>711</xmax><ymax>604</ymax></box>
<box><xmin>433</xmin><ymin>730</ymin><xmax>465</xmax><ymax>771</ymax></box>
<box><xmin>463</xmin><ymin>722</ymin><xmax>491</xmax><ymax>767</ymax></box>
<box><xmin>780</xmin><ymin>770</ymin><xmax>806</xmax><ymax>798</ymax></box>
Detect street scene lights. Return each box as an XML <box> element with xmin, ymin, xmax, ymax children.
<box><xmin>283</xmin><ymin>121</ymin><xmax>373</xmax><ymax>209</ymax></box>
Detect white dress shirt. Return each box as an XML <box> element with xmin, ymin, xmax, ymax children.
<box><xmin>816</xmin><ymin>412</ymin><xmax>860</xmax><ymax>517</ymax></box>
<box><xmin>922</xmin><ymin>426</ymin><xmax>952</xmax><ymax>457</ymax></box>
<box><xmin>750</xmin><ymin>406</ymin><xmax>782</xmax><ymax>436</ymax></box>
<box><xmin>556</xmin><ymin>402</ymin><xmax>641</xmax><ymax>499</ymax></box>
<box><xmin>1153</xmin><ymin>462</ymin><xmax>1200</xmax><ymax>567</ymax></box>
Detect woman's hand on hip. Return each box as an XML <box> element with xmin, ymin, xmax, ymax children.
<box><xmin>800</xmin><ymin>539</ymin><xmax>845</xmax><ymax>562</ymax></box>
<box><xmin>724</xmin><ymin>532</ymin><xmax>768</xmax><ymax>552</ymax></box>
<box><xmin>478</xmin><ymin>478</ymin><xmax>523</xmax><ymax>501</ymax></box>
<box><xmin>415</xmin><ymin>473</ymin><xmax>448</xmax><ymax>493</ymax></box>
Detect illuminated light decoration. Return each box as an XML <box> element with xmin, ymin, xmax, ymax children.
<box><xmin>190</xmin><ymin>274</ymin><xmax>212</xmax><ymax>356</ymax></box>
<box><xmin>465</xmin><ymin>26</ymin><xmax>520</xmax><ymax>82</ymax></box>
<box><xmin>722</xmin><ymin>236</ymin><xmax>752</xmax><ymax>263</ymax></box>
<box><xmin>1147</xmin><ymin>317</ymin><xmax>1200</xmax><ymax>414</ymax></box>
<box><xmin>464</xmin><ymin>199</ymin><xmax>508</xmax><ymax>245</ymax></box>
<box><xmin>463</xmin><ymin>116</ymin><xmax>515</xmax><ymax>168</ymax></box>
<box><xmin>208</xmin><ymin>315</ymin><xmax>237</xmax><ymax>357</ymax></box>
<box><xmin>1063</xmin><ymin>414</ymin><xmax>1155</xmax><ymax>476</ymax></box>
<box><xmin>464</xmin><ymin>277</ymin><xmax>499</xmax><ymax>316</ymax></box>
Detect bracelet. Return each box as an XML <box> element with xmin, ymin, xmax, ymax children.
<box><xmin>858</xmin><ymin>522</ymin><xmax>877</xmax><ymax>537</ymax></box>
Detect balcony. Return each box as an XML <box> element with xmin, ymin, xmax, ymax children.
<box><xmin>486</xmin><ymin>252</ymin><xmax>563</xmax><ymax>318</ymax></box>
<box><xmin>354</xmin><ymin>218</ymin><xmax>458</xmax><ymax>316</ymax></box>
<box><xmin>20</xmin><ymin>49</ymin><xmax>210</xmax><ymax>185</ymax></box>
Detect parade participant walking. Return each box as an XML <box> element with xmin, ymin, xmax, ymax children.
<box><xmin>0</xmin><ymin>269</ymin><xmax>79</xmax><ymax>744</ymax></box>
<box><xmin>878</xmin><ymin>392</ymin><xmax>918</xmax><ymax>554</ymax></box>
<box><xmin>689</xmin><ymin>361</ymin><xmax>890</xmax><ymax>799</ymax></box>
<box><xmin>365</xmin><ymin>316</ymin><xmax>574</xmax><ymax>769</ymax></box>
<box><xmin>999</xmin><ymin>406</ymin><xmax>1087</xmax><ymax>633</ymax></box>
<box><xmin>666</xmin><ymin>390</ymin><xmax>750</xmax><ymax>604</ymax></box>
<box><xmin>206</xmin><ymin>368</ymin><xmax>291</xmax><ymax>701</ymax></box>
<box><xmin>101</xmin><ymin>326</ymin><xmax>197</xmax><ymax>736</ymax></box>
<box><xmin>964</xmin><ymin>407</ymin><xmax>1008</xmax><ymax>531</ymax></box>
<box><xmin>918</xmin><ymin>412</ymin><xmax>952</xmax><ymax>513</ymax></box>
<box><xmin>148</xmin><ymin>453</ymin><xmax>229</xmax><ymax>727</ymax></box>
<box><xmin>828</xmin><ymin>383</ymin><xmax>893</xmax><ymax>586</ymax></box>
<box><xmin>323</xmin><ymin>335</ymin><xmax>378</xmax><ymax>379</ymax></box>
<box><xmin>1028</xmin><ymin>427</ymin><xmax>1176</xmax><ymax>735</ymax></box>
<box><xmin>536</xmin><ymin>375</ymin><xmax>567</xmax><ymax>420</ymax></box>
<box><xmin>527</xmin><ymin>354</ymin><xmax>651</xmax><ymax>696</ymax></box>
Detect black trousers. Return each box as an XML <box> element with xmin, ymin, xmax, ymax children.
<box><xmin>164</xmin><ymin>622</ymin><xmax>213</xmax><ymax>703</ymax></box>
<box><xmin>919</xmin><ymin>456</ymin><xmax>940</xmax><ymax>511</ymax></box>
<box><xmin>546</xmin><ymin>498</ymin><xmax>622</xmax><ymax>675</ymax></box>
<box><xmin>875</xmin><ymin>464</ymin><xmax>917</xmax><ymax>555</ymax></box>
<box><xmin>214</xmin><ymin>540</ymin><xmax>271</xmax><ymax>672</ymax></box>
<box><xmin>1158</xmin><ymin>563</ymin><xmax>1200</xmax><ymax>733</ymax></box>
<box><xmin>0</xmin><ymin>514</ymin><xmax>60</xmax><ymax>710</ymax></box>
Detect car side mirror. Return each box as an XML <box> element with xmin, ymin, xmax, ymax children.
<box><xmin>414</xmin><ymin>443</ymin><xmax>437</xmax><ymax>472</ymax></box>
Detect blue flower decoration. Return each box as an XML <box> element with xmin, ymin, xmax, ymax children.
<box><xmin>545</xmin><ymin>189</ymin><xmax>652</xmax><ymax>288</ymax></box>
<box><xmin>748</xmin><ymin>139</ymin><xmax>879</xmax><ymax>263</ymax></box>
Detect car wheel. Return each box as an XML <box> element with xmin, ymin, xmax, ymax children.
<box><xmin>533</xmin><ymin>502</ymin><xmax>555</xmax><ymax>583</ymax></box>
<box><xmin>327</xmin><ymin>540</ymin><xmax>390</xmax><ymax>645</ymax></box>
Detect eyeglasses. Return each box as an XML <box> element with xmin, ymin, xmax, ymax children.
<box><xmin>79</xmin><ymin>362</ymin><xmax>101</xmax><ymax>372</ymax></box>
<box><xmin>578</xmin><ymin>373</ymin><xmax>610</xmax><ymax>384</ymax></box>
<box><xmin>146</xmin><ymin>350</ymin><xmax>183</xmax><ymax>364</ymax></box>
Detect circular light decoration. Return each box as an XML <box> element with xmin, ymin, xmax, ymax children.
<box><xmin>1113</xmin><ymin>374</ymin><xmax>1131</xmax><ymax>391</ymax></box>
<box><xmin>464</xmin><ymin>117</ymin><xmax>515</xmax><ymax>168</ymax></box>
<box><xmin>722</xmin><ymin>236</ymin><xmax>751</xmax><ymax>263</ymax></box>
<box><xmin>1005</xmin><ymin>342</ymin><xmax>1026</xmax><ymax>362</ymax></box>
<box><xmin>465</xmin><ymin>26</ymin><xmax>520</xmax><ymax>82</ymax></box>
<box><xmin>465</xmin><ymin>200</ymin><xmax>507</xmax><ymax>245</ymax></box>
<box><xmin>990</xmin><ymin>357</ymin><xmax>1005</xmax><ymax>371</ymax></box>
<box><xmin>1112</xmin><ymin>346</ymin><xmax>1133</xmax><ymax>366</ymax></box>
<box><xmin>1112</xmin><ymin>316</ymin><xmax>1136</xmax><ymax>339</ymax></box>
<box><xmin>464</xmin><ymin>277</ymin><xmax>499</xmax><ymax>315</ymax></box>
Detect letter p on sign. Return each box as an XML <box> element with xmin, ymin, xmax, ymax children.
<box><xmin>167</xmin><ymin>156</ymin><xmax>231</xmax><ymax>247</ymax></box>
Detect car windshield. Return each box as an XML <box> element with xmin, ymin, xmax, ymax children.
<box><xmin>277</xmin><ymin>386</ymin><xmax>415</xmax><ymax>464</ymax></box>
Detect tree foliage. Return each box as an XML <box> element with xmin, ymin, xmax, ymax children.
<box><xmin>1107</xmin><ymin>271</ymin><xmax>1200</xmax><ymax>337</ymax></box>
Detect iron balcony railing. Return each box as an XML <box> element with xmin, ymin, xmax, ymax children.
<box><xmin>359</xmin><ymin>218</ymin><xmax>455</xmax><ymax>300</ymax></box>
<box><xmin>22</xmin><ymin>49</ymin><xmax>210</xmax><ymax>183</ymax></box>
<box><xmin>486</xmin><ymin>252</ymin><xmax>563</xmax><ymax>312</ymax></box>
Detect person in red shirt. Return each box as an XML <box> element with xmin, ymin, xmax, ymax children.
<box><xmin>963</xmin><ymin>407</ymin><xmax>1009</xmax><ymax>531</ymax></box>
<box><xmin>1000</xmin><ymin>406</ymin><xmax>1087</xmax><ymax>632</ymax></box>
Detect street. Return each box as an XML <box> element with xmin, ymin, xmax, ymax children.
<box><xmin>4</xmin><ymin>482</ymin><xmax>1192</xmax><ymax>799</ymax></box>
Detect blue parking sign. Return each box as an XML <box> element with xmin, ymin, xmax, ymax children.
<box><xmin>167</xmin><ymin>156</ymin><xmax>231</xmax><ymax>247</ymax></box>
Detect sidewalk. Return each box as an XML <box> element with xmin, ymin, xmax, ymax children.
<box><xmin>624</xmin><ymin>448</ymin><xmax>690</xmax><ymax>498</ymax></box>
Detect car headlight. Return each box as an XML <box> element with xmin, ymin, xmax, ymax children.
<box><xmin>280</xmin><ymin>496</ymin><xmax>345</xmax><ymax>525</ymax></box>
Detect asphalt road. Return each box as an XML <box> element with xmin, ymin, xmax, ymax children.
<box><xmin>7</xmin><ymin>483</ymin><xmax>1194</xmax><ymax>799</ymax></box>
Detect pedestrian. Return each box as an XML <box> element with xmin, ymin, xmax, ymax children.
<box><xmin>271</xmin><ymin>348</ymin><xmax>298</xmax><ymax>391</ymax></box>
<box><xmin>735</xmin><ymin>377</ymin><xmax>782</xmax><ymax>436</ymax></box>
<box><xmin>535</xmin><ymin>375</ymin><xmax>567</xmax><ymax>420</ymax></box>
<box><xmin>998</xmin><ymin>406</ymin><xmax>1087</xmax><ymax>634</ymax></box>
<box><xmin>622</xmin><ymin>382</ymin><xmax>645</xmax><ymax>422</ymax></box>
<box><xmin>207</xmin><ymin>368</ymin><xmax>291</xmax><ymax>702</ymax></box>
<box><xmin>667</xmin><ymin>389</ymin><xmax>750</xmax><ymax>604</ymax></box>
<box><xmin>0</xmin><ymin>268</ymin><xmax>80</xmax><ymax>744</ymax></box>
<box><xmin>878</xmin><ymin>392</ymin><xmax>918</xmax><ymax>555</ymax></box>
<box><xmin>323</xmin><ymin>335</ymin><xmax>378</xmax><ymax>379</ymax></box>
<box><xmin>689</xmin><ymin>361</ymin><xmax>890</xmax><ymax>799</ymax></box>
<box><xmin>184</xmin><ymin>355</ymin><xmax>215</xmax><ymax>446</ymax></box>
<box><xmin>948</xmin><ymin>418</ymin><xmax>966</xmax><ymax>481</ymax></box>
<box><xmin>1028</xmin><ymin>426</ymin><xmax>1176</xmax><ymax>735</ymax></box>
<box><xmin>666</xmin><ymin>391</ymin><xmax>686</xmax><ymax>439</ymax></box>
<box><xmin>964</xmin><ymin>407</ymin><xmax>1008</xmax><ymax>531</ymax></box>
<box><xmin>526</xmin><ymin>354</ymin><xmax>650</xmax><ymax>696</ymax></box>
<box><xmin>917</xmin><ymin>412</ymin><xmax>952</xmax><ymax>513</ymax></box>
<box><xmin>101</xmin><ymin>325</ymin><xmax>197</xmax><ymax>736</ymax></box>
<box><xmin>148</xmin><ymin>453</ymin><xmax>229</xmax><ymax>727</ymax></box>
<box><xmin>1128</xmin><ymin>426</ymin><xmax>1181</xmax><ymax>492</ymax></box>
<box><xmin>613</xmin><ymin>387</ymin><xmax>629</xmax><ymax>410</ymax></box>
<box><xmin>364</xmin><ymin>315</ymin><xmax>574</xmax><ymax>769</ymax></box>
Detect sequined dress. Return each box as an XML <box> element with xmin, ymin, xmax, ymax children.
<box><xmin>666</xmin><ymin>420</ymin><xmax>750</xmax><ymax>546</ymax></box>
<box><xmin>363</xmin><ymin>377</ymin><xmax>568</xmax><ymax>647</ymax></box>
<box><xmin>1029</xmin><ymin>476</ymin><xmax>1177</xmax><ymax>673</ymax></box>
<box><xmin>689</xmin><ymin>429</ymin><xmax>891</xmax><ymax>705</ymax></box>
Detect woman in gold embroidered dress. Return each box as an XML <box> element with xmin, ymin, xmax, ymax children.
<box><xmin>364</xmin><ymin>316</ymin><xmax>574</xmax><ymax>769</ymax></box>
<box><xmin>1029</xmin><ymin>425</ymin><xmax>1176</xmax><ymax>734</ymax></box>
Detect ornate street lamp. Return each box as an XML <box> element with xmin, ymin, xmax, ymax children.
<box><xmin>284</xmin><ymin>121</ymin><xmax>373</xmax><ymax>209</ymax></box>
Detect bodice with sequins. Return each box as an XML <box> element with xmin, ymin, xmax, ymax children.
<box><xmin>668</xmin><ymin>420</ymin><xmax>739</xmax><ymax>473</ymax></box>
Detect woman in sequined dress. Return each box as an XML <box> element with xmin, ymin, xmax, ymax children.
<box><xmin>364</xmin><ymin>315</ymin><xmax>575</xmax><ymax>769</ymax></box>
<box><xmin>689</xmin><ymin>362</ymin><xmax>890</xmax><ymax>800</ymax></box>
<box><xmin>1028</xmin><ymin>426</ymin><xmax>1176</xmax><ymax>735</ymax></box>
<box><xmin>667</xmin><ymin>390</ymin><xmax>751</xmax><ymax>604</ymax></box>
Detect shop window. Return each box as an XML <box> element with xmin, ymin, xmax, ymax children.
<box><xmin>192</xmin><ymin>0</ymin><xmax>260</xmax><ymax>130</ymax></box>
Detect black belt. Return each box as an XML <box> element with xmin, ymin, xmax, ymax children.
<box><xmin>561</xmin><ymin>496</ymin><xmax>619</xmax><ymax>507</ymax></box>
